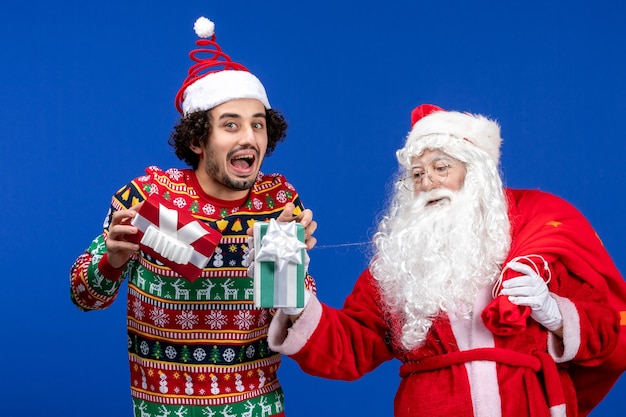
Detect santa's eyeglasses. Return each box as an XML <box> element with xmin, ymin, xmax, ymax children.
<box><xmin>400</xmin><ymin>161</ymin><xmax>458</xmax><ymax>191</ymax></box>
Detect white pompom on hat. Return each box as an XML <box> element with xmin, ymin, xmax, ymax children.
<box><xmin>398</xmin><ymin>104</ymin><xmax>502</xmax><ymax>166</ymax></box>
<box><xmin>175</xmin><ymin>17</ymin><xmax>271</xmax><ymax>116</ymax></box>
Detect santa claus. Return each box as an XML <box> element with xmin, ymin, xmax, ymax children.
<box><xmin>263</xmin><ymin>104</ymin><xmax>624</xmax><ymax>417</ymax></box>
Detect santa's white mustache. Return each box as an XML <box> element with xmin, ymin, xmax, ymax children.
<box><xmin>412</xmin><ymin>188</ymin><xmax>458</xmax><ymax>210</ymax></box>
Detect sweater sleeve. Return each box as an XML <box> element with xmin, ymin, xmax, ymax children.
<box><xmin>69</xmin><ymin>177</ymin><xmax>145</xmax><ymax>311</ymax></box>
<box><xmin>69</xmin><ymin>233</ymin><xmax>128</xmax><ymax>311</ymax></box>
<box><xmin>268</xmin><ymin>269</ymin><xmax>395</xmax><ymax>380</ymax></box>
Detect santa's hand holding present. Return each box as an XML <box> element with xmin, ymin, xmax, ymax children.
<box><xmin>500</xmin><ymin>261</ymin><xmax>563</xmax><ymax>333</ymax></box>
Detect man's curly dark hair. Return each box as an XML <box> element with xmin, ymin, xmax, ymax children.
<box><xmin>169</xmin><ymin>108</ymin><xmax>288</xmax><ymax>169</ymax></box>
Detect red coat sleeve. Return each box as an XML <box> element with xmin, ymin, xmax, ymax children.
<box><xmin>287</xmin><ymin>269</ymin><xmax>396</xmax><ymax>380</ymax></box>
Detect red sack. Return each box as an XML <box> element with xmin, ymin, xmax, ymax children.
<box><xmin>481</xmin><ymin>188</ymin><xmax>626</xmax><ymax>416</ymax></box>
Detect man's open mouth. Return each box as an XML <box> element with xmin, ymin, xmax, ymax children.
<box><xmin>230</xmin><ymin>153</ymin><xmax>256</xmax><ymax>173</ymax></box>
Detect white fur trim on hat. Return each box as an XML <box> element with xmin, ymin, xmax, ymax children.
<box><xmin>181</xmin><ymin>70</ymin><xmax>271</xmax><ymax>116</ymax></box>
<box><xmin>404</xmin><ymin>109</ymin><xmax>502</xmax><ymax>164</ymax></box>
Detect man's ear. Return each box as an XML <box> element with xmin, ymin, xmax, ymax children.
<box><xmin>189</xmin><ymin>140</ymin><xmax>203</xmax><ymax>155</ymax></box>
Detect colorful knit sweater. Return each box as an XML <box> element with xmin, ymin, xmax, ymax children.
<box><xmin>70</xmin><ymin>166</ymin><xmax>310</xmax><ymax>417</ymax></box>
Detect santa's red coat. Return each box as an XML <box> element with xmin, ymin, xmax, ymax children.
<box><xmin>268</xmin><ymin>189</ymin><xmax>624</xmax><ymax>417</ymax></box>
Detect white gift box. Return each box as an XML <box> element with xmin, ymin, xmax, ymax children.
<box><xmin>253</xmin><ymin>219</ymin><xmax>306</xmax><ymax>308</ymax></box>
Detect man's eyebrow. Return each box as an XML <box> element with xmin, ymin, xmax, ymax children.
<box><xmin>217</xmin><ymin>112</ymin><xmax>267</xmax><ymax>119</ymax></box>
<box><xmin>218</xmin><ymin>113</ymin><xmax>241</xmax><ymax>120</ymax></box>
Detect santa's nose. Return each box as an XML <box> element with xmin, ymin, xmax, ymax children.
<box><xmin>419</xmin><ymin>175</ymin><xmax>441</xmax><ymax>191</ymax></box>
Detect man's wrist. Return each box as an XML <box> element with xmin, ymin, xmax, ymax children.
<box><xmin>98</xmin><ymin>253</ymin><xmax>127</xmax><ymax>281</ymax></box>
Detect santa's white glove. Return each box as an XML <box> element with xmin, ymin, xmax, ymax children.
<box><xmin>245</xmin><ymin>237</ymin><xmax>311</xmax><ymax>316</ymax></box>
<box><xmin>500</xmin><ymin>261</ymin><xmax>563</xmax><ymax>332</ymax></box>
<box><xmin>281</xmin><ymin>288</ymin><xmax>311</xmax><ymax>316</ymax></box>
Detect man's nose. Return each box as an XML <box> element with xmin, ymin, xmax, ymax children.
<box><xmin>240</xmin><ymin>125</ymin><xmax>255</xmax><ymax>143</ymax></box>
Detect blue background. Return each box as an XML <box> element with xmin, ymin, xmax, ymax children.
<box><xmin>1</xmin><ymin>0</ymin><xmax>625</xmax><ymax>415</ymax></box>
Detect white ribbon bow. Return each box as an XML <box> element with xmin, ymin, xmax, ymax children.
<box><xmin>256</xmin><ymin>219</ymin><xmax>306</xmax><ymax>271</ymax></box>
<box><xmin>132</xmin><ymin>204</ymin><xmax>211</xmax><ymax>267</ymax></box>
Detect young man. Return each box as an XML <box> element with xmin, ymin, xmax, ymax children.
<box><xmin>263</xmin><ymin>104</ymin><xmax>625</xmax><ymax>416</ymax></box>
<box><xmin>70</xmin><ymin>17</ymin><xmax>315</xmax><ymax>417</ymax></box>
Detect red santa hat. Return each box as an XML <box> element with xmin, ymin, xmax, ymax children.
<box><xmin>399</xmin><ymin>104</ymin><xmax>502</xmax><ymax>166</ymax></box>
<box><xmin>174</xmin><ymin>17</ymin><xmax>271</xmax><ymax>116</ymax></box>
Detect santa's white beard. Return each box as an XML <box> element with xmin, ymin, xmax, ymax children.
<box><xmin>371</xmin><ymin>181</ymin><xmax>510</xmax><ymax>351</ymax></box>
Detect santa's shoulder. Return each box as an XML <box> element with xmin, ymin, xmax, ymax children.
<box><xmin>505</xmin><ymin>187</ymin><xmax>583</xmax><ymax>219</ymax></box>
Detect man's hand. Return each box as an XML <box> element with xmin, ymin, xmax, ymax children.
<box><xmin>276</xmin><ymin>202</ymin><xmax>317</xmax><ymax>250</ymax></box>
<box><xmin>500</xmin><ymin>261</ymin><xmax>563</xmax><ymax>332</ymax></box>
<box><xmin>245</xmin><ymin>234</ymin><xmax>311</xmax><ymax>278</ymax></box>
<box><xmin>105</xmin><ymin>203</ymin><xmax>143</xmax><ymax>268</ymax></box>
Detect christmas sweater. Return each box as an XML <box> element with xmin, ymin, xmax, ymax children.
<box><xmin>268</xmin><ymin>189</ymin><xmax>623</xmax><ymax>417</ymax></box>
<box><xmin>70</xmin><ymin>166</ymin><xmax>312</xmax><ymax>417</ymax></box>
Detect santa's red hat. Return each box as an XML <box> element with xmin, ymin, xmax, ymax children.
<box><xmin>399</xmin><ymin>104</ymin><xmax>502</xmax><ymax>166</ymax></box>
<box><xmin>174</xmin><ymin>17</ymin><xmax>271</xmax><ymax>116</ymax></box>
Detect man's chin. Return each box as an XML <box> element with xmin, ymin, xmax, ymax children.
<box><xmin>222</xmin><ymin>175</ymin><xmax>256</xmax><ymax>192</ymax></box>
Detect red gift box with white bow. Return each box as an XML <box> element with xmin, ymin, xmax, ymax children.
<box><xmin>127</xmin><ymin>194</ymin><xmax>222</xmax><ymax>282</ymax></box>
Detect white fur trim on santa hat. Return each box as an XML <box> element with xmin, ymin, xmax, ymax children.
<box><xmin>403</xmin><ymin>109</ymin><xmax>502</xmax><ymax>165</ymax></box>
<box><xmin>181</xmin><ymin>70</ymin><xmax>271</xmax><ymax>116</ymax></box>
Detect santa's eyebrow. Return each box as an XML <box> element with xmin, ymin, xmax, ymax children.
<box><xmin>430</xmin><ymin>154</ymin><xmax>453</xmax><ymax>162</ymax></box>
<box><xmin>412</xmin><ymin>154</ymin><xmax>453</xmax><ymax>168</ymax></box>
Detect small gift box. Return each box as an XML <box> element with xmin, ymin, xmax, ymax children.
<box><xmin>128</xmin><ymin>194</ymin><xmax>222</xmax><ymax>282</ymax></box>
<box><xmin>253</xmin><ymin>219</ymin><xmax>306</xmax><ymax>308</ymax></box>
